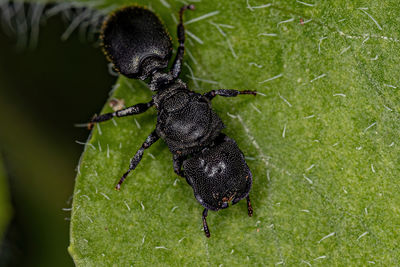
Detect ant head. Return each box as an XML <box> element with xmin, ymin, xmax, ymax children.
<box><xmin>183</xmin><ymin>135</ymin><xmax>252</xmax><ymax>211</ymax></box>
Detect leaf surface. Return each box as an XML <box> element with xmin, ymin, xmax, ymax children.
<box><xmin>70</xmin><ymin>0</ymin><xmax>400</xmax><ymax>265</ymax></box>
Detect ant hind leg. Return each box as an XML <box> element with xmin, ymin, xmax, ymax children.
<box><xmin>169</xmin><ymin>5</ymin><xmax>195</xmax><ymax>78</ymax></box>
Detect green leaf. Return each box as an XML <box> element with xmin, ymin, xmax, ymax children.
<box><xmin>70</xmin><ymin>0</ymin><xmax>400</xmax><ymax>265</ymax></box>
<box><xmin>0</xmin><ymin>155</ymin><xmax>11</xmax><ymax>241</ymax></box>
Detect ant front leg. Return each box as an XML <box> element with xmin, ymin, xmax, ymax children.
<box><xmin>172</xmin><ymin>154</ymin><xmax>185</xmax><ymax>177</ymax></box>
<box><xmin>204</xmin><ymin>89</ymin><xmax>257</xmax><ymax>101</ymax></box>
<box><xmin>89</xmin><ymin>100</ymin><xmax>154</xmax><ymax>129</ymax></box>
<box><xmin>116</xmin><ymin>130</ymin><xmax>159</xmax><ymax>190</ymax></box>
<box><xmin>169</xmin><ymin>4</ymin><xmax>195</xmax><ymax>79</ymax></box>
<box><xmin>173</xmin><ymin>154</ymin><xmax>193</xmax><ymax>186</ymax></box>
<box><xmin>202</xmin><ymin>208</ymin><xmax>211</xmax><ymax>238</ymax></box>
<box><xmin>246</xmin><ymin>195</ymin><xmax>253</xmax><ymax>217</ymax></box>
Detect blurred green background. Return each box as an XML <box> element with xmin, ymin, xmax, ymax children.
<box><xmin>0</xmin><ymin>4</ymin><xmax>115</xmax><ymax>266</ymax></box>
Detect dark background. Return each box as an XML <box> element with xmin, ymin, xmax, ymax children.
<box><xmin>0</xmin><ymin>6</ymin><xmax>116</xmax><ymax>266</ymax></box>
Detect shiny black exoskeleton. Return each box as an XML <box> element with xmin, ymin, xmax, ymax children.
<box><xmin>91</xmin><ymin>5</ymin><xmax>257</xmax><ymax>238</ymax></box>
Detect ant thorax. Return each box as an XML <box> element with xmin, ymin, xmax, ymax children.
<box><xmin>148</xmin><ymin>71</ymin><xmax>175</xmax><ymax>91</ymax></box>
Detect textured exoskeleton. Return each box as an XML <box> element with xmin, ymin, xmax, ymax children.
<box><xmin>183</xmin><ymin>134</ymin><xmax>252</xmax><ymax>211</ymax></box>
<box><xmin>92</xmin><ymin>5</ymin><xmax>256</xmax><ymax>238</ymax></box>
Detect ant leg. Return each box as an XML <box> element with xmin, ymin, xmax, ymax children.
<box><xmin>246</xmin><ymin>195</ymin><xmax>253</xmax><ymax>217</ymax></box>
<box><xmin>173</xmin><ymin>154</ymin><xmax>193</xmax><ymax>186</ymax></box>
<box><xmin>89</xmin><ymin>100</ymin><xmax>154</xmax><ymax>129</ymax></box>
<box><xmin>202</xmin><ymin>208</ymin><xmax>211</xmax><ymax>238</ymax></box>
<box><xmin>169</xmin><ymin>4</ymin><xmax>195</xmax><ymax>78</ymax></box>
<box><xmin>115</xmin><ymin>130</ymin><xmax>159</xmax><ymax>190</ymax></box>
<box><xmin>204</xmin><ymin>89</ymin><xmax>257</xmax><ymax>101</ymax></box>
<box><xmin>173</xmin><ymin>154</ymin><xmax>185</xmax><ymax>177</ymax></box>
